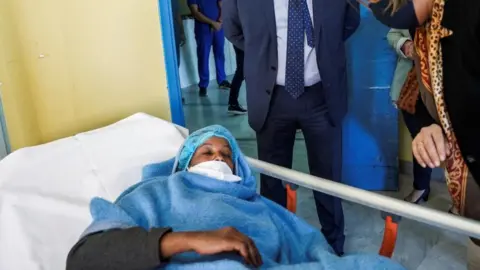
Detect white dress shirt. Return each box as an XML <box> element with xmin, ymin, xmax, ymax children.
<box><xmin>274</xmin><ymin>0</ymin><xmax>321</xmax><ymax>87</ymax></box>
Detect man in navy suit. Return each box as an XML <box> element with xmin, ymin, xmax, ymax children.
<box><xmin>223</xmin><ymin>0</ymin><xmax>359</xmax><ymax>255</ymax></box>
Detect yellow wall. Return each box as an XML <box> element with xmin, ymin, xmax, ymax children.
<box><xmin>0</xmin><ymin>1</ymin><xmax>41</xmax><ymax>148</ymax></box>
<box><xmin>0</xmin><ymin>0</ymin><xmax>171</xmax><ymax>150</ymax></box>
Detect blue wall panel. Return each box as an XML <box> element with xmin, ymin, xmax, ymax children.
<box><xmin>342</xmin><ymin>7</ymin><xmax>399</xmax><ymax>191</ymax></box>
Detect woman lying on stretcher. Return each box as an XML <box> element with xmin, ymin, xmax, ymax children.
<box><xmin>67</xmin><ymin>125</ymin><xmax>404</xmax><ymax>270</ymax></box>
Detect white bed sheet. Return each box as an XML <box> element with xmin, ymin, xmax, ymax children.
<box><xmin>0</xmin><ymin>113</ymin><xmax>188</xmax><ymax>270</ymax></box>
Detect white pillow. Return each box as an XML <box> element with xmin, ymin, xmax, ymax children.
<box><xmin>0</xmin><ymin>113</ymin><xmax>187</xmax><ymax>270</ymax></box>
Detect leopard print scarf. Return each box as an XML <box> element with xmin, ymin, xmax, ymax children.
<box><xmin>397</xmin><ymin>0</ymin><xmax>469</xmax><ymax>214</ymax></box>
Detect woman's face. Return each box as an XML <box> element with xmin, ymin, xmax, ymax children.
<box><xmin>189</xmin><ymin>137</ymin><xmax>234</xmax><ymax>171</ymax></box>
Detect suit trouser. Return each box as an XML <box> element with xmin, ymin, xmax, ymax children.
<box><xmin>256</xmin><ymin>82</ymin><xmax>345</xmax><ymax>255</ymax></box>
<box><xmin>229</xmin><ymin>46</ymin><xmax>244</xmax><ymax>105</ymax></box>
<box><xmin>195</xmin><ymin>26</ymin><xmax>227</xmax><ymax>88</ymax></box>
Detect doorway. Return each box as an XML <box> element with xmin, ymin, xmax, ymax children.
<box><xmin>158</xmin><ymin>0</ymin><xmax>246</xmax><ymax>132</ymax></box>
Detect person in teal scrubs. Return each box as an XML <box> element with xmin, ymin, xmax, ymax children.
<box><xmin>188</xmin><ymin>0</ymin><xmax>231</xmax><ymax>97</ymax></box>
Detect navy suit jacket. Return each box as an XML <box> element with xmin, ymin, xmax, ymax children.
<box><xmin>223</xmin><ymin>0</ymin><xmax>360</xmax><ymax>131</ymax></box>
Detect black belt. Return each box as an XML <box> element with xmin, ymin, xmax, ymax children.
<box><xmin>274</xmin><ymin>81</ymin><xmax>323</xmax><ymax>91</ymax></box>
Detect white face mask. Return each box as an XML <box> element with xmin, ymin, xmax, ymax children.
<box><xmin>188</xmin><ymin>160</ymin><xmax>241</xmax><ymax>182</ymax></box>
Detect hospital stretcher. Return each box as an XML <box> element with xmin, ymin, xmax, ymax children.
<box><xmin>0</xmin><ymin>113</ymin><xmax>479</xmax><ymax>270</ymax></box>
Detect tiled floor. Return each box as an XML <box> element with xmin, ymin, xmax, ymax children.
<box><xmin>182</xmin><ymin>82</ymin><xmax>467</xmax><ymax>270</ymax></box>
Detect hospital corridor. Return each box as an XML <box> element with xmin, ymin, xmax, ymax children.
<box><xmin>1</xmin><ymin>0</ymin><xmax>479</xmax><ymax>269</ymax></box>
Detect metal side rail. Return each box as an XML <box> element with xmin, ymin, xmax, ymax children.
<box><xmin>246</xmin><ymin>157</ymin><xmax>480</xmax><ymax>240</ymax></box>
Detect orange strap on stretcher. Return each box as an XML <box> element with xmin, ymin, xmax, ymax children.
<box><xmin>379</xmin><ymin>215</ymin><xmax>400</xmax><ymax>258</ymax></box>
<box><xmin>286</xmin><ymin>184</ymin><xmax>297</xmax><ymax>213</ymax></box>
<box><xmin>285</xmin><ymin>186</ymin><xmax>400</xmax><ymax>258</ymax></box>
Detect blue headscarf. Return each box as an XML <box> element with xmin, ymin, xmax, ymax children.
<box><xmin>176</xmin><ymin>125</ymin><xmax>238</xmax><ymax>170</ymax></box>
<box><xmin>171</xmin><ymin>125</ymin><xmax>254</xmax><ymax>188</ymax></box>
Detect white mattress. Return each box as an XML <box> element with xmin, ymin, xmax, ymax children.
<box><xmin>0</xmin><ymin>113</ymin><xmax>188</xmax><ymax>270</ymax></box>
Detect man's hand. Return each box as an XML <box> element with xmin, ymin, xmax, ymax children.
<box><xmin>412</xmin><ymin>124</ymin><xmax>451</xmax><ymax>168</ymax></box>
<box><xmin>211</xmin><ymin>21</ymin><xmax>222</xmax><ymax>31</ymax></box>
<box><xmin>160</xmin><ymin>227</ymin><xmax>263</xmax><ymax>267</ymax></box>
<box><xmin>401</xmin><ymin>40</ymin><xmax>415</xmax><ymax>59</ymax></box>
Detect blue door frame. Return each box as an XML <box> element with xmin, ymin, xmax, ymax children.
<box><xmin>158</xmin><ymin>0</ymin><xmax>185</xmax><ymax>127</ymax></box>
<box><xmin>0</xmin><ymin>83</ymin><xmax>11</xmax><ymax>157</ymax></box>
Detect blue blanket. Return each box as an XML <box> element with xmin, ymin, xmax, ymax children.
<box><xmin>85</xmin><ymin>173</ymin><xmax>404</xmax><ymax>269</ymax></box>
<box><xmin>84</xmin><ymin>125</ymin><xmax>405</xmax><ymax>269</ymax></box>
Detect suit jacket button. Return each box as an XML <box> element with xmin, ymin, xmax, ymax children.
<box><xmin>271</xmin><ymin>66</ymin><xmax>277</xmax><ymax>71</ymax></box>
<box><xmin>266</xmin><ymin>90</ymin><xmax>271</xmax><ymax>95</ymax></box>
<box><xmin>466</xmin><ymin>155</ymin><xmax>476</xmax><ymax>163</ymax></box>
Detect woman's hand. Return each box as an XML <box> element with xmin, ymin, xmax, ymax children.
<box><xmin>401</xmin><ymin>40</ymin><xmax>415</xmax><ymax>59</ymax></box>
<box><xmin>412</xmin><ymin>124</ymin><xmax>451</xmax><ymax>168</ymax></box>
<box><xmin>160</xmin><ymin>227</ymin><xmax>263</xmax><ymax>267</ymax></box>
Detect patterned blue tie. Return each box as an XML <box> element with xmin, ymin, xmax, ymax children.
<box><xmin>285</xmin><ymin>0</ymin><xmax>315</xmax><ymax>99</ymax></box>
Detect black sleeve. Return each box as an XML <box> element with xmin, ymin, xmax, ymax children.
<box><xmin>66</xmin><ymin>227</ymin><xmax>172</xmax><ymax>270</ymax></box>
<box><xmin>369</xmin><ymin>0</ymin><xmax>419</xmax><ymax>29</ymax></box>
<box><xmin>414</xmin><ymin>97</ymin><xmax>437</xmax><ymax>128</ymax></box>
<box><xmin>461</xmin><ymin>2</ymin><xmax>480</xmax><ymax>78</ymax></box>
<box><xmin>223</xmin><ymin>0</ymin><xmax>245</xmax><ymax>50</ymax></box>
